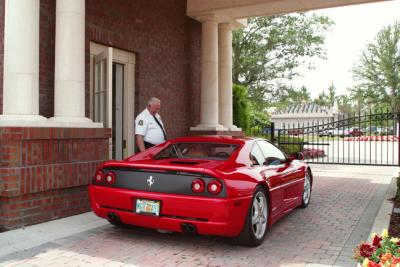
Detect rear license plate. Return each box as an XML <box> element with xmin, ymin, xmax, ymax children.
<box><xmin>135</xmin><ymin>199</ymin><xmax>160</xmax><ymax>216</ymax></box>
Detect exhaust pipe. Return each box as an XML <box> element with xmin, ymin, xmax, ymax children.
<box><xmin>107</xmin><ymin>212</ymin><xmax>121</xmax><ymax>223</ymax></box>
<box><xmin>180</xmin><ymin>223</ymin><xmax>197</xmax><ymax>234</ymax></box>
<box><xmin>181</xmin><ymin>223</ymin><xmax>189</xmax><ymax>233</ymax></box>
<box><xmin>187</xmin><ymin>223</ymin><xmax>197</xmax><ymax>233</ymax></box>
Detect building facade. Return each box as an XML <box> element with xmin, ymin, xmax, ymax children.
<box><xmin>0</xmin><ymin>0</ymin><xmax>381</xmax><ymax>230</ymax></box>
<box><xmin>271</xmin><ymin>103</ymin><xmax>341</xmax><ymax>129</ymax></box>
<box><xmin>0</xmin><ymin>0</ymin><xmax>207</xmax><ymax>231</ymax></box>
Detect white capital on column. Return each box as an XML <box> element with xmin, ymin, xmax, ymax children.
<box><xmin>191</xmin><ymin>15</ymin><xmax>226</xmax><ymax>131</ymax></box>
<box><xmin>52</xmin><ymin>0</ymin><xmax>94</xmax><ymax>125</ymax></box>
<box><xmin>218</xmin><ymin>23</ymin><xmax>240</xmax><ymax>131</ymax></box>
<box><xmin>0</xmin><ymin>0</ymin><xmax>47</xmax><ymax>125</ymax></box>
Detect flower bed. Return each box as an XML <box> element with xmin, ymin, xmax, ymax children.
<box><xmin>302</xmin><ymin>148</ymin><xmax>326</xmax><ymax>159</ymax></box>
<box><xmin>345</xmin><ymin>136</ymin><xmax>399</xmax><ymax>142</ymax></box>
<box><xmin>354</xmin><ymin>229</ymin><xmax>400</xmax><ymax>267</ymax></box>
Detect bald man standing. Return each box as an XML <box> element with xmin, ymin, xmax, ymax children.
<box><xmin>135</xmin><ymin>97</ymin><xmax>167</xmax><ymax>152</ymax></box>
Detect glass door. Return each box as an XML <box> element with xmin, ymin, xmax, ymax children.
<box><xmin>93</xmin><ymin>48</ymin><xmax>113</xmax><ymax>158</ymax></box>
<box><xmin>90</xmin><ymin>42</ymin><xmax>135</xmax><ymax>159</ymax></box>
<box><xmin>112</xmin><ymin>63</ymin><xmax>124</xmax><ymax>160</ymax></box>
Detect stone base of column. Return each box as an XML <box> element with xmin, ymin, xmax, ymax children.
<box><xmin>0</xmin><ymin>115</ymin><xmax>48</xmax><ymax>127</ymax></box>
<box><xmin>226</xmin><ymin>125</ymin><xmax>242</xmax><ymax>131</ymax></box>
<box><xmin>49</xmin><ymin>117</ymin><xmax>103</xmax><ymax>128</ymax></box>
<box><xmin>189</xmin><ymin>129</ymin><xmax>244</xmax><ymax>137</ymax></box>
<box><xmin>190</xmin><ymin>124</ymin><xmax>227</xmax><ymax>131</ymax></box>
<box><xmin>0</xmin><ymin>115</ymin><xmax>103</xmax><ymax>128</ymax></box>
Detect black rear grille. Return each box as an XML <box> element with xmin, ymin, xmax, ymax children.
<box><xmin>99</xmin><ymin>167</ymin><xmax>227</xmax><ymax>198</ymax></box>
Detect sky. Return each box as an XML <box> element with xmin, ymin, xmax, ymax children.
<box><xmin>293</xmin><ymin>0</ymin><xmax>400</xmax><ymax>99</ymax></box>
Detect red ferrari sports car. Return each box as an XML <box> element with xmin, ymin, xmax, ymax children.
<box><xmin>89</xmin><ymin>136</ymin><xmax>313</xmax><ymax>246</ymax></box>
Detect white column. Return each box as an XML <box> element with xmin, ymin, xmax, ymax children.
<box><xmin>191</xmin><ymin>15</ymin><xmax>226</xmax><ymax>131</ymax></box>
<box><xmin>0</xmin><ymin>0</ymin><xmax>47</xmax><ymax>125</ymax></box>
<box><xmin>218</xmin><ymin>23</ymin><xmax>240</xmax><ymax>131</ymax></box>
<box><xmin>51</xmin><ymin>0</ymin><xmax>94</xmax><ymax>126</ymax></box>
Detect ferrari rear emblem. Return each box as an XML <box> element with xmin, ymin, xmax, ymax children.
<box><xmin>147</xmin><ymin>176</ymin><xmax>154</xmax><ymax>187</ymax></box>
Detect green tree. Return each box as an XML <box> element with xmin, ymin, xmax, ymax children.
<box><xmin>275</xmin><ymin>85</ymin><xmax>311</xmax><ymax>109</ymax></box>
<box><xmin>233</xmin><ymin>84</ymin><xmax>250</xmax><ymax>132</ymax></box>
<box><xmin>327</xmin><ymin>83</ymin><xmax>337</xmax><ymax>107</ymax></box>
<box><xmin>233</xmin><ymin>13</ymin><xmax>333</xmax><ymax>110</ymax></box>
<box><xmin>314</xmin><ymin>83</ymin><xmax>337</xmax><ymax>108</ymax></box>
<box><xmin>336</xmin><ymin>94</ymin><xmax>353</xmax><ymax>114</ymax></box>
<box><xmin>314</xmin><ymin>91</ymin><xmax>329</xmax><ymax>107</ymax></box>
<box><xmin>351</xmin><ymin>20</ymin><xmax>400</xmax><ymax>112</ymax></box>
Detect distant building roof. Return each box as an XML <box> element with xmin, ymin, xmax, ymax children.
<box><xmin>273</xmin><ymin>103</ymin><xmax>331</xmax><ymax>115</ymax></box>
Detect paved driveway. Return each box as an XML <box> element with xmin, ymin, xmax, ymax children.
<box><xmin>0</xmin><ymin>165</ymin><xmax>396</xmax><ymax>267</ymax></box>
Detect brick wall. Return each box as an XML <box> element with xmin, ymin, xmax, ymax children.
<box><xmin>39</xmin><ymin>0</ymin><xmax>56</xmax><ymax>118</ymax></box>
<box><xmin>86</xmin><ymin>0</ymin><xmax>201</xmax><ymax>137</ymax></box>
<box><xmin>0</xmin><ymin>127</ymin><xmax>111</xmax><ymax>230</ymax></box>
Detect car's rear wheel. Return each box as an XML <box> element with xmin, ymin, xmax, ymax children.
<box><xmin>232</xmin><ymin>186</ymin><xmax>268</xmax><ymax>247</ymax></box>
<box><xmin>300</xmin><ymin>170</ymin><xmax>312</xmax><ymax>208</ymax></box>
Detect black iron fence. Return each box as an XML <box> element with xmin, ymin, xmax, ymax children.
<box><xmin>251</xmin><ymin>110</ymin><xmax>399</xmax><ymax>166</ymax></box>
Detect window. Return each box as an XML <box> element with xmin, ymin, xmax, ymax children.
<box><xmin>257</xmin><ymin>140</ymin><xmax>286</xmax><ymax>166</ymax></box>
<box><xmin>155</xmin><ymin>142</ymin><xmax>238</xmax><ymax>160</ymax></box>
<box><xmin>250</xmin><ymin>143</ymin><xmax>265</xmax><ymax>166</ymax></box>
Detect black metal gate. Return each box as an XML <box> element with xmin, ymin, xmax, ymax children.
<box><xmin>253</xmin><ymin>110</ymin><xmax>399</xmax><ymax>166</ymax></box>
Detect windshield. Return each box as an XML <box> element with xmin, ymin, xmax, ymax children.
<box><xmin>155</xmin><ymin>142</ymin><xmax>239</xmax><ymax>160</ymax></box>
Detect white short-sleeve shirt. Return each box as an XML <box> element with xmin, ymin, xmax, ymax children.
<box><xmin>135</xmin><ymin>108</ymin><xmax>166</xmax><ymax>145</ymax></box>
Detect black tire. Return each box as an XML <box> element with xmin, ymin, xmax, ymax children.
<box><xmin>231</xmin><ymin>186</ymin><xmax>269</xmax><ymax>247</ymax></box>
<box><xmin>300</xmin><ymin>170</ymin><xmax>312</xmax><ymax>208</ymax></box>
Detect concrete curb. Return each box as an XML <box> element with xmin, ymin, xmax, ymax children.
<box><xmin>367</xmin><ymin>171</ymin><xmax>398</xmax><ymax>240</ymax></box>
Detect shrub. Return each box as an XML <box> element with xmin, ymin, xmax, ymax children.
<box><xmin>278</xmin><ymin>136</ymin><xmax>304</xmax><ymax>155</ymax></box>
<box><xmin>302</xmin><ymin>148</ymin><xmax>326</xmax><ymax>159</ymax></box>
<box><xmin>354</xmin><ymin>229</ymin><xmax>400</xmax><ymax>267</ymax></box>
<box><xmin>233</xmin><ymin>84</ymin><xmax>250</xmax><ymax>133</ymax></box>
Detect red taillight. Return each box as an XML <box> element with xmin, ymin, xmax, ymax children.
<box><xmin>105</xmin><ymin>171</ymin><xmax>116</xmax><ymax>185</ymax></box>
<box><xmin>94</xmin><ymin>170</ymin><xmax>104</xmax><ymax>183</ymax></box>
<box><xmin>207</xmin><ymin>180</ymin><xmax>222</xmax><ymax>195</ymax></box>
<box><xmin>191</xmin><ymin>178</ymin><xmax>205</xmax><ymax>194</ymax></box>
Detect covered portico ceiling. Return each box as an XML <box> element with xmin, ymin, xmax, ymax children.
<box><xmin>187</xmin><ymin>0</ymin><xmax>388</xmax><ymax>20</ymax></box>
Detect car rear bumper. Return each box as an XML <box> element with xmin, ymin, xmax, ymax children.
<box><xmin>89</xmin><ymin>185</ymin><xmax>252</xmax><ymax>237</ymax></box>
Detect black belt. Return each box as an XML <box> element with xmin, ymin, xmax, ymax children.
<box><xmin>144</xmin><ymin>141</ymin><xmax>156</xmax><ymax>149</ymax></box>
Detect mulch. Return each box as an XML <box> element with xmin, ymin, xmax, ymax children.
<box><xmin>389</xmin><ymin>194</ymin><xmax>400</xmax><ymax>238</ymax></box>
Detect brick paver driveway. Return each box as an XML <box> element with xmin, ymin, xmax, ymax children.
<box><xmin>0</xmin><ymin>165</ymin><xmax>396</xmax><ymax>267</ymax></box>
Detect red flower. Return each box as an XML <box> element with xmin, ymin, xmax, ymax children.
<box><xmin>359</xmin><ymin>243</ymin><xmax>375</xmax><ymax>258</ymax></box>
<box><xmin>372</xmin><ymin>235</ymin><xmax>382</xmax><ymax>248</ymax></box>
<box><xmin>392</xmin><ymin>257</ymin><xmax>400</xmax><ymax>264</ymax></box>
<box><xmin>368</xmin><ymin>261</ymin><xmax>381</xmax><ymax>267</ymax></box>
